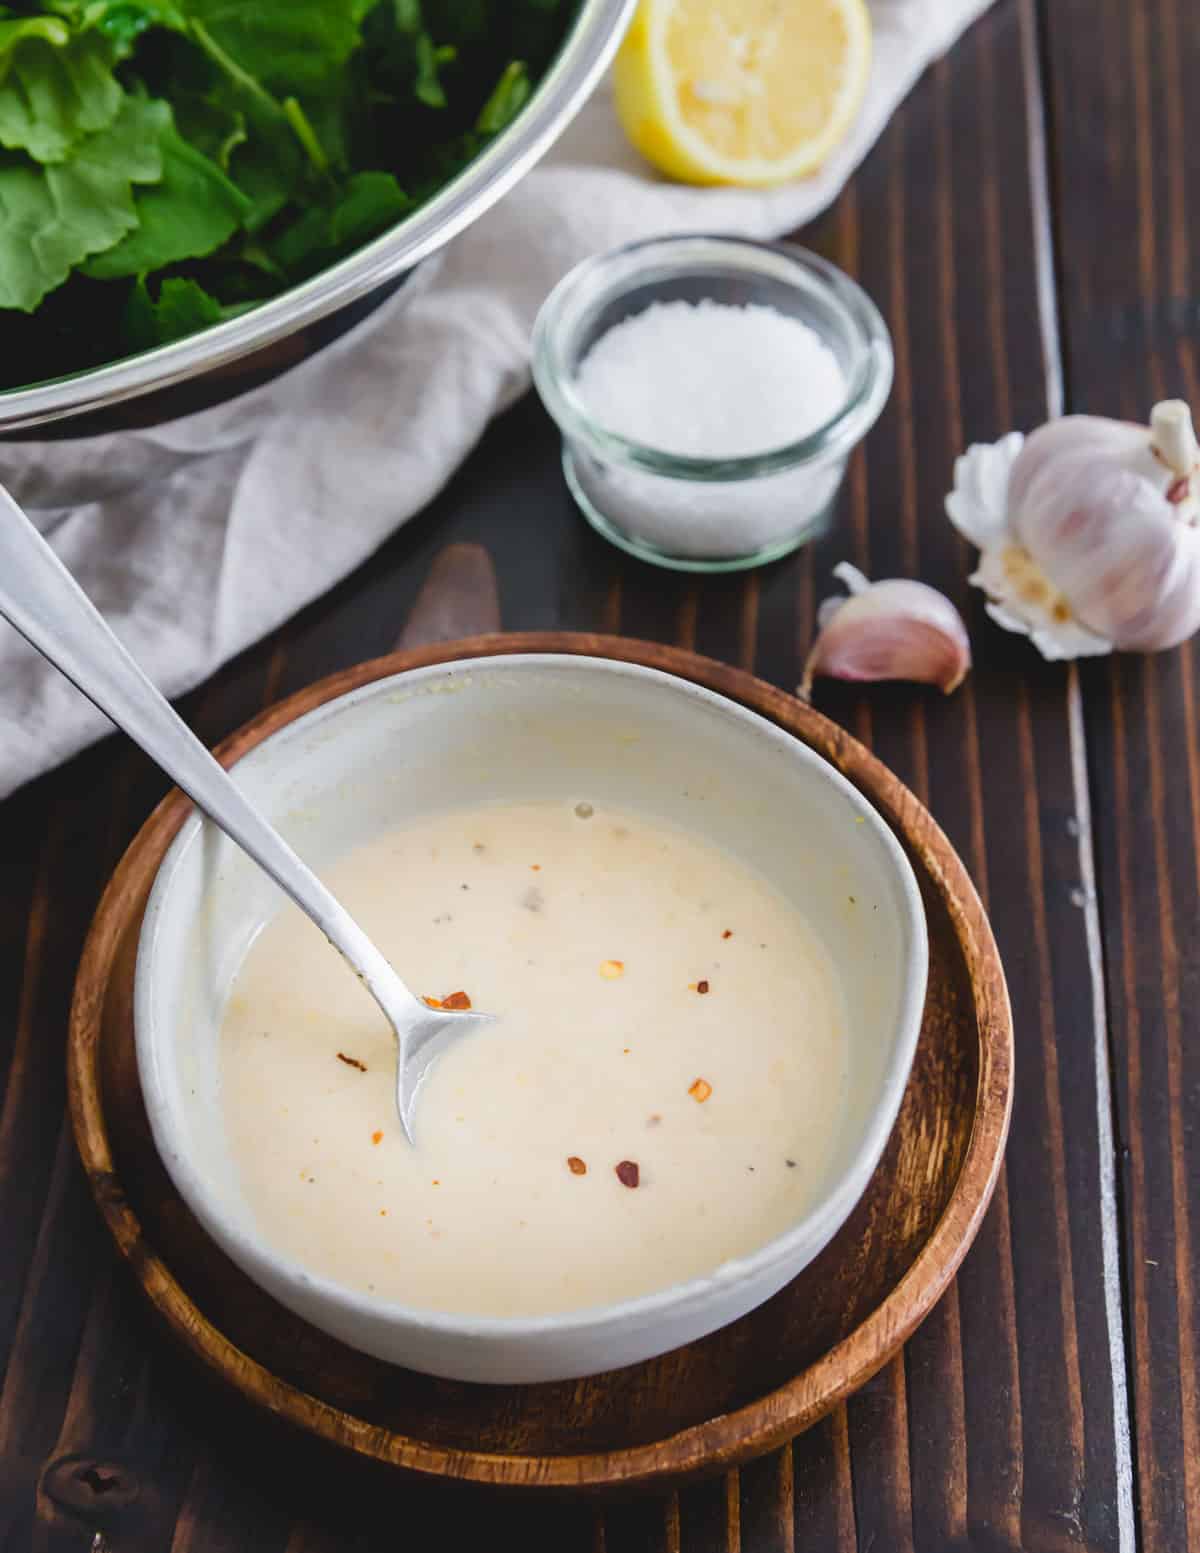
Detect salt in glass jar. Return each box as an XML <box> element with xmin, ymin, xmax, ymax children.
<box><xmin>532</xmin><ymin>235</ymin><xmax>894</xmax><ymax>573</ymax></box>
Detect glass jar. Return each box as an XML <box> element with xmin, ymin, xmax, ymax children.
<box><xmin>532</xmin><ymin>234</ymin><xmax>894</xmax><ymax>573</ymax></box>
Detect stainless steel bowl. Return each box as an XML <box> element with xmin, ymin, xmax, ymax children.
<box><xmin>0</xmin><ymin>0</ymin><xmax>635</xmax><ymax>436</ymax></box>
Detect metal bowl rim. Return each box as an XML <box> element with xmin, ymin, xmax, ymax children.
<box><xmin>0</xmin><ymin>0</ymin><xmax>636</xmax><ymax>433</ymax></box>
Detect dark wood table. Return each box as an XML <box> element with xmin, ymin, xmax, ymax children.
<box><xmin>1</xmin><ymin>0</ymin><xmax>1193</xmax><ymax>1545</ymax></box>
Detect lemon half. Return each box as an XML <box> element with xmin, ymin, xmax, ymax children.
<box><xmin>614</xmin><ymin>0</ymin><xmax>872</xmax><ymax>187</ymax></box>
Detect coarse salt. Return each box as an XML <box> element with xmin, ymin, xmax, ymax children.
<box><xmin>576</xmin><ymin>299</ymin><xmax>845</xmax><ymax>460</ymax></box>
<box><xmin>568</xmin><ymin>300</ymin><xmax>850</xmax><ymax>563</ymax></box>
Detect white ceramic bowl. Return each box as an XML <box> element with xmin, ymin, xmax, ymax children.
<box><xmin>135</xmin><ymin>655</ymin><xmax>927</xmax><ymax>1385</ymax></box>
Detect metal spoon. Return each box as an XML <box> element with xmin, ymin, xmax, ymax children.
<box><xmin>0</xmin><ymin>483</ymin><xmax>491</xmax><ymax>1142</ymax></box>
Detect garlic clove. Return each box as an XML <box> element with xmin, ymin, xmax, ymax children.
<box><xmin>946</xmin><ymin>399</ymin><xmax>1200</xmax><ymax>659</ymax></box>
<box><xmin>1004</xmin><ymin>414</ymin><xmax>1145</xmax><ymax>517</ymax></box>
<box><xmin>968</xmin><ymin>544</ymin><xmax>1113</xmax><ymax>661</ymax></box>
<box><xmin>800</xmin><ymin>563</ymin><xmax>972</xmax><ymax>699</ymax></box>
<box><xmin>980</xmin><ymin>594</ymin><xmax>1112</xmax><ymax>662</ymax></box>
<box><xmin>947</xmin><ymin>430</ymin><xmax>1115</xmax><ymax>658</ymax></box>
<box><xmin>945</xmin><ymin>432</ymin><xmax>1026</xmax><ymax>549</ymax></box>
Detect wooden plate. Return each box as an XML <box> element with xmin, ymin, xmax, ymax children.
<box><xmin>67</xmin><ymin>634</ymin><xmax>1013</xmax><ymax>1493</ymax></box>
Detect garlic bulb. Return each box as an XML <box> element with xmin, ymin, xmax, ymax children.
<box><xmin>946</xmin><ymin>400</ymin><xmax>1200</xmax><ymax>659</ymax></box>
<box><xmin>799</xmin><ymin>563</ymin><xmax>971</xmax><ymax>699</ymax></box>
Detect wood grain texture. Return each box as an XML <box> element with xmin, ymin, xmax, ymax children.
<box><xmin>796</xmin><ymin>3</ymin><xmax>1128</xmax><ymax>1546</ymax></box>
<box><xmin>67</xmin><ymin>633</ymin><xmax>1012</xmax><ymax>1490</ymax></box>
<box><xmin>395</xmin><ymin>543</ymin><xmax>502</xmax><ymax>649</ymax></box>
<box><xmin>1044</xmin><ymin>0</ymin><xmax>1200</xmax><ymax>1545</ymax></box>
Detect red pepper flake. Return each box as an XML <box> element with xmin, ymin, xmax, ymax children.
<box><xmin>1167</xmin><ymin>475</ymin><xmax>1192</xmax><ymax>504</ymax></box>
<box><xmin>531</xmin><ymin>863</ymin><xmax>542</xmax><ymax>871</ymax></box>
<box><xmin>689</xmin><ymin>1078</ymin><xmax>713</xmax><ymax>1103</ymax></box>
<box><xmin>722</xmin><ymin>929</ymin><xmax>733</xmax><ymax>940</ymax></box>
<box><xmin>567</xmin><ymin>1156</ymin><xmax>587</xmax><ymax>1175</ymax></box>
<box><xmin>696</xmin><ymin>979</ymin><xmax>710</xmax><ymax>995</ymax></box>
<box><xmin>615</xmin><ymin>1160</ymin><xmax>640</xmax><ymax>1189</ymax></box>
<box><xmin>600</xmin><ymin>959</ymin><xmax>625</xmax><ymax>979</ymax></box>
<box><xmin>371</xmin><ymin>1130</ymin><xmax>383</xmax><ymax>1145</ymax></box>
<box><xmin>337</xmin><ymin>1052</ymin><xmax>367</xmax><ymax>1071</ymax></box>
<box><xmin>424</xmin><ymin>990</ymin><xmax>472</xmax><ymax>1010</ymax></box>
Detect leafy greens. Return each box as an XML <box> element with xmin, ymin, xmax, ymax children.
<box><xmin>0</xmin><ymin>0</ymin><xmax>573</xmax><ymax>386</ymax></box>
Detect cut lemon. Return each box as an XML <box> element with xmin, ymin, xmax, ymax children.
<box><xmin>613</xmin><ymin>0</ymin><xmax>872</xmax><ymax>187</ymax></box>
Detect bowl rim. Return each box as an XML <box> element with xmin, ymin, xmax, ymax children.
<box><xmin>0</xmin><ymin>0</ymin><xmax>637</xmax><ymax>433</ymax></box>
<box><xmin>133</xmin><ymin>652</ymin><xmax>929</xmax><ymax>1341</ymax></box>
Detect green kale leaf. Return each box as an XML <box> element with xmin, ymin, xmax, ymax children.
<box><xmin>45</xmin><ymin>1</ymin><xmax>190</xmax><ymax>39</ymax></box>
<box><xmin>169</xmin><ymin>51</ymin><xmax>305</xmax><ymax>230</ymax></box>
<box><xmin>475</xmin><ymin>59</ymin><xmax>530</xmax><ymax>135</ymax></box>
<box><xmin>363</xmin><ymin>0</ymin><xmax>456</xmax><ymax>111</ymax></box>
<box><xmin>269</xmin><ymin>168</ymin><xmax>410</xmax><ymax>278</ymax></box>
<box><xmin>0</xmin><ymin>18</ymin><xmax>124</xmax><ymax>162</ymax></box>
<box><xmin>171</xmin><ymin>87</ymin><xmax>245</xmax><ymax>168</ymax></box>
<box><xmin>82</xmin><ymin>106</ymin><xmax>252</xmax><ymax>278</ymax></box>
<box><xmin>0</xmin><ymin>90</ymin><xmax>164</xmax><ymax>310</ymax></box>
<box><xmin>180</xmin><ymin>0</ymin><xmax>365</xmax><ymax>101</ymax></box>
<box><xmin>122</xmin><ymin>270</ymin><xmax>221</xmax><ymax>347</ymax></box>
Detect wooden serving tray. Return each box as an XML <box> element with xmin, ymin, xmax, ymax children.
<box><xmin>67</xmin><ymin>634</ymin><xmax>1013</xmax><ymax>1493</ymax></box>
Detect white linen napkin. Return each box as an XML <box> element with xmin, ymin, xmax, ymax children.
<box><xmin>0</xmin><ymin>0</ymin><xmax>994</xmax><ymax>798</ymax></box>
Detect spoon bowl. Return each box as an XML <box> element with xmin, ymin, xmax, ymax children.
<box><xmin>395</xmin><ymin>1002</ymin><xmax>496</xmax><ymax>1142</ymax></box>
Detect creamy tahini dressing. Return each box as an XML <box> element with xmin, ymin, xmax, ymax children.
<box><xmin>218</xmin><ymin>800</ymin><xmax>848</xmax><ymax>1317</ymax></box>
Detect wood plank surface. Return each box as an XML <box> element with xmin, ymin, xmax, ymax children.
<box><xmin>0</xmin><ymin>0</ymin><xmax>1174</xmax><ymax>1544</ymax></box>
<box><xmin>1044</xmin><ymin>0</ymin><xmax>1200</xmax><ymax>1547</ymax></box>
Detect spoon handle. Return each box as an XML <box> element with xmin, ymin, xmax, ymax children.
<box><xmin>0</xmin><ymin>486</ymin><xmax>406</xmax><ymax>1010</ymax></box>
